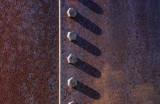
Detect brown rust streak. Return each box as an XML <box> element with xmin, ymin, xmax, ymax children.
<box><xmin>0</xmin><ymin>0</ymin><xmax>58</xmax><ymax>104</ymax></box>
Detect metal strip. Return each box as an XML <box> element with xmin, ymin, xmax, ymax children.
<box><xmin>59</xmin><ymin>0</ymin><xmax>62</xmax><ymax>103</ymax></box>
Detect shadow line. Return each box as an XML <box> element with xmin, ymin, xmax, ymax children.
<box><xmin>73</xmin><ymin>81</ymin><xmax>100</xmax><ymax>100</ymax></box>
<box><xmin>72</xmin><ymin>13</ymin><xmax>102</xmax><ymax>35</ymax></box>
<box><xmin>78</xmin><ymin>0</ymin><xmax>103</xmax><ymax>14</ymax></box>
<box><xmin>72</xmin><ymin>36</ymin><xmax>101</xmax><ymax>56</ymax></box>
<box><xmin>72</xmin><ymin>58</ymin><xmax>101</xmax><ymax>78</ymax></box>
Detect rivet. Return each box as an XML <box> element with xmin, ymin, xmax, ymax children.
<box><xmin>67</xmin><ymin>8</ymin><xmax>77</xmax><ymax>18</ymax></box>
<box><xmin>67</xmin><ymin>54</ymin><xmax>77</xmax><ymax>64</ymax></box>
<box><xmin>68</xmin><ymin>77</ymin><xmax>77</xmax><ymax>88</ymax></box>
<box><xmin>67</xmin><ymin>32</ymin><xmax>77</xmax><ymax>41</ymax></box>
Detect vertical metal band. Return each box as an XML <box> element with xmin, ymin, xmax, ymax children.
<box><xmin>59</xmin><ymin>0</ymin><xmax>62</xmax><ymax>103</ymax></box>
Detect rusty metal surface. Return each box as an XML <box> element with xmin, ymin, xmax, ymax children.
<box><xmin>61</xmin><ymin>0</ymin><xmax>160</xmax><ymax>104</ymax></box>
<box><xmin>0</xmin><ymin>0</ymin><xmax>58</xmax><ymax>104</ymax></box>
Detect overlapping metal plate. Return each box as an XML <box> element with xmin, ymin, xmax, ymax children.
<box><xmin>60</xmin><ymin>0</ymin><xmax>160</xmax><ymax>104</ymax></box>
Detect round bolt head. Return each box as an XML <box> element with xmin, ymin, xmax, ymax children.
<box><xmin>67</xmin><ymin>32</ymin><xmax>77</xmax><ymax>41</ymax></box>
<box><xmin>68</xmin><ymin>77</ymin><xmax>77</xmax><ymax>88</ymax></box>
<box><xmin>68</xmin><ymin>101</ymin><xmax>75</xmax><ymax>104</ymax></box>
<box><xmin>67</xmin><ymin>54</ymin><xmax>77</xmax><ymax>64</ymax></box>
<box><xmin>67</xmin><ymin>8</ymin><xmax>77</xmax><ymax>18</ymax></box>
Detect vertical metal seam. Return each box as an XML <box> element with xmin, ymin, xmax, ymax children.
<box><xmin>59</xmin><ymin>0</ymin><xmax>61</xmax><ymax>103</ymax></box>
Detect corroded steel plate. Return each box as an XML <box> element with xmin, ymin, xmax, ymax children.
<box><xmin>60</xmin><ymin>0</ymin><xmax>160</xmax><ymax>104</ymax></box>
<box><xmin>0</xmin><ymin>0</ymin><xmax>58</xmax><ymax>104</ymax></box>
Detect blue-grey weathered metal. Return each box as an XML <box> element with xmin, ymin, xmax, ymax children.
<box><xmin>60</xmin><ymin>0</ymin><xmax>160</xmax><ymax>104</ymax></box>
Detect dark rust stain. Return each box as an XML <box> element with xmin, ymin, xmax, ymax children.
<box><xmin>0</xmin><ymin>0</ymin><xmax>58</xmax><ymax>104</ymax></box>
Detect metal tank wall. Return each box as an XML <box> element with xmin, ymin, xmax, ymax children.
<box><xmin>0</xmin><ymin>0</ymin><xmax>160</xmax><ymax>104</ymax></box>
<box><xmin>60</xmin><ymin>0</ymin><xmax>160</xmax><ymax>104</ymax></box>
<box><xmin>0</xmin><ymin>0</ymin><xmax>59</xmax><ymax>104</ymax></box>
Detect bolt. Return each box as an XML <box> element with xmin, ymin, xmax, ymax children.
<box><xmin>67</xmin><ymin>8</ymin><xmax>77</xmax><ymax>18</ymax></box>
<box><xmin>68</xmin><ymin>77</ymin><xmax>77</xmax><ymax>88</ymax></box>
<box><xmin>67</xmin><ymin>31</ymin><xmax>77</xmax><ymax>41</ymax></box>
<box><xmin>68</xmin><ymin>101</ymin><xmax>75</xmax><ymax>104</ymax></box>
<box><xmin>67</xmin><ymin>54</ymin><xmax>77</xmax><ymax>64</ymax></box>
